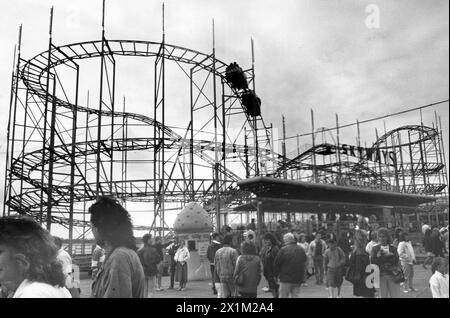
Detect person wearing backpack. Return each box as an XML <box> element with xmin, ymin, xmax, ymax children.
<box><xmin>137</xmin><ymin>234</ymin><xmax>161</xmax><ymax>298</ymax></box>
<box><xmin>309</xmin><ymin>233</ymin><xmax>327</xmax><ymax>285</ymax></box>
<box><xmin>347</xmin><ymin>229</ymin><xmax>375</xmax><ymax>298</ymax></box>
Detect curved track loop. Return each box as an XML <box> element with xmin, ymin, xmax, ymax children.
<box><xmin>373</xmin><ymin>125</ymin><xmax>438</xmax><ymax>148</ymax></box>
<box><xmin>12</xmin><ymin>39</ymin><xmax>274</xmax><ymax>226</ymax></box>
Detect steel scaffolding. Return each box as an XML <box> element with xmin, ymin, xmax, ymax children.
<box><xmin>2</xmin><ymin>4</ymin><xmax>278</xmax><ymax>252</ymax></box>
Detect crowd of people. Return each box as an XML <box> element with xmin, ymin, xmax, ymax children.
<box><xmin>0</xmin><ymin>196</ymin><xmax>448</xmax><ymax>298</ymax></box>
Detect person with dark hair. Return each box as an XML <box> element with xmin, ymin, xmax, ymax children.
<box><xmin>152</xmin><ymin>236</ymin><xmax>172</xmax><ymax>291</ymax></box>
<box><xmin>431</xmin><ymin>227</ymin><xmax>444</xmax><ymax>258</ymax></box>
<box><xmin>233</xmin><ymin>241</ymin><xmax>261</xmax><ymax>298</ymax></box>
<box><xmin>422</xmin><ymin>228</ymin><xmax>434</xmax><ymax>269</ymax></box>
<box><xmin>309</xmin><ymin>232</ymin><xmax>327</xmax><ymax>285</ymax></box>
<box><xmin>337</xmin><ymin>231</ymin><xmax>351</xmax><ymax>266</ymax></box>
<box><xmin>54</xmin><ymin>236</ymin><xmax>80</xmax><ymax>298</ymax></box>
<box><xmin>0</xmin><ymin>217</ymin><xmax>71</xmax><ymax>298</ymax></box>
<box><xmin>206</xmin><ymin>233</ymin><xmax>222</xmax><ymax>295</ymax></box>
<box><xmin>274</xmin><ymin>233</ymin><xmax>307</xmax><ymax>298</ymax></box>
<box><xmin>429</xmin><ymin>257</ymin><xmax>449</xmax><ymax>298</ymax></box>
<box><xmin>167</xmin><ymin>236</ymin><xmax>180</xmax><ymax>290</ymax></box>
<box><xmin>89</xmin><ymin>196</ymin><xmax>145</xmax><ymax>298</ymax></box>
<box><xmin>371</xmin><ymin>227</ymin><xmax>401</xmax><ymax>298</ymax></box>
<box><xmin>137</xmin><ymin>234</ymin><xmax>160</xmax><ymax>298</ymax></box>
<box><xmin>261</xmin><ymin>232</ymin><xmax>280</xmax><ymax>298</ymax></box>
<box><xmin>347</xmin><ymin>229</ymin><xmax>375</xmax><ymax>298</ymax></box>
<box><xmin>214</xmin><ymin>234</ymin><xmax>239</xmax><ymax>298</ymax></box>
<box><xmin>397</xmin><ymin>232</ymin><xmax>417</xmax><ymax>293</ymax></box>
<box><xmin>324</xmin><ymin>238</ymin><xmax>346</xmax><ymax>298</ymax></box>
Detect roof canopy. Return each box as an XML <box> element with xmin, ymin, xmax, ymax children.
<box><xmin>235</xmin><ymin>177</ymin><xmax>437</xmax><ymax>213</ymax></box>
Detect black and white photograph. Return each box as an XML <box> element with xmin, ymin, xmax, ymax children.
<box><xmin>0</xmin><ymin>0</ymin><xmax>448</xmax><ymax>304</ymax></box>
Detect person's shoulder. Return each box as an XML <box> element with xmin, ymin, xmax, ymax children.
<box><xmin>111</xmin><ymin>247</ymin><xmax>140</xmax><ymax>263</ymax></box>
<box><xmin>59</xmin><ymin>249</ymin><xmax>71</xmax><ymax>257</ymax></box>
<box><xmin>17</xmin><ymin>281</ymin><xmax>70</xmax><ymax>298</ymax></box>
<box><xmin>429</xmin><ymin>272</ymin><xmax>439</xmax><ymax>284</ymax></box>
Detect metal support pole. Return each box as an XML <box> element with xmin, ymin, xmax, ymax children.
<box><xmin>212</xmin><ymin>20</ymin><xmax>221</xmax><ymax>229</ymax></box>
<box><xmin>19</xmin><ymin>87</ymin><xmax>30</xmax><ymax>210</ymax></box>
<box><xmin>251</xmin><ymin>38</ymin><xmax>260</xmax><ymax>177</ymax></box>
<box><xmin>375</xmin><ymin>129</ymin><xmax>383</xmax><ymax>183</ymax></box>
<box><xmin>96</xmin><ymin>0</ymin><xmax>106</xmax><ymax>199</ymax></box>
<box><xmin>282</xmin><ymin>115</ymin><xmax>287</xmax><ymax>179</ymax></box>
<box><xmin>68</xmin><ymin>65</ymin><xmax>79</xmax><ymax>255</ymax></box>
<box><xmin>122</xmin><ymin>96</ymin><xmax>127</xmax><ymax>207</ymax></box>
<box><xmin>397</xmin><ymin>132</ymin><xmax>407</xmax><ymax>193</ymax></box>
<box><xmin>190</xmin><ymin>68</ymin><xmax>195</xmax><ymax>201</ymax></box>
<box><xmin>161</xmin><ymin>25</ymin><xmax>166</xmax><ymax>236</ymax></box>
<box><xmin>391</xmin><ymin>133</ymin><xmax>400</xmax><ymax>192</ymax></box>
<box><xmin>41</xmin><ymin>9</ymin><xmax>53</xmax><ymax>223</ymax></box>
<box><xmin>244</xmin><ymin>127</ymin><xmax>249</xmax><ymax>178</ymax></box>
<box><xmin>47</xmin><ymin>78</ymin><xmax>57</xmax><ymax>231</ymax></box>
<box><xmin>82</xmin><ymin>91</ymin><xmax>90</xmax><ymax>255</ymax></box>
<box><xmin>311</xmin><ymin>109</ymin><xmax>317</xmax><ymax>183</ymax></box>
<box><xmin>3</xmin><ymin>44</ymin><xmax>17</xmax><ymax>217</ymax></box>
<box><xmin>407</xmin><ymin>130</ymin><xmax>416</xmax><ymax>193</ymax></box>
<box><xmin>418</xmin><ymin>123</ymin><xmax>428</xmax><ymax>194</ymax></box>
<box><xmin>221</xmin><ymin>80</ymin><xmax>227</xmax><ymax>197</ymax></box>
<box><xmin>336</xmin><ymin>114</ymin><xmax>342</xmax><ymax>178</ymax></box>
<box><xmin>257</xmin><ymin>200</ymin><xmax>263</xmax><ymax>235</ymax></box>
<box><xmin>109</xmin><ymin>61</ymin><xmax>116</xmax><ymax>194</ymax></box>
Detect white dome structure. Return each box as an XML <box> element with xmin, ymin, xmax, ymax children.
<box><xmin>173</xmin><ymin>202</ymin><xmax>213</xmax><ymax>234</ymax></box>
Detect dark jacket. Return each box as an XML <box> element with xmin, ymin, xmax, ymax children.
<box><xmin>274</xmin><ymin>243</ymin><xmax>307</xmax><ymax>284</ymax></box>
<box><xmin>370</xmin><ymin>244</ymin><xmax>400</xmax><ymax>276</ymax></box>
<box><xmin>168</xmin><ymin>243</ymin><xmax>180</xmax><ymax>258</ymax></box>
<box><xmin>138</xmin><ymin>245</ymin><xmax>161</xmax><ymax>277</ymax></box>
<box><xmin>234</xmin><ymin>255</ymin><xmax>262</xmax><ymax>294</ymax></box>
<box><xmin>151</xmin><ymin>242</ymin><xmax>172</xmax><ymax>262</ymax></box>
<box><xmin>338</xmin><ymin>237</ymin><xmax>351</xmax><ymax>256</ymax></box>
<box><xmin>431</xmin><ymin>233</ymin><xmax>444</xmax><ymax>256</ymax></box>
<box><xmin>423</xmin><ymin>235</ymin><xmax>433</xmax><ymax>252</ymax></box>
<box><xmin>92</xmin><ymin>247</ymin><xmax>145</xmax><ymax>298</ymax></box>
<box><xmin>207</xmin><ymin>240</ymin><xmax>222</xmax><ymax>264</ymax></box>
<box><xmin>260</xmin><ymin>245</ymin><xmax>280</xmax><ymax>279</ymax></box>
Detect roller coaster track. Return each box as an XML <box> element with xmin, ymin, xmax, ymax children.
<box><xmin>9</xmin><ymin>39</ymin><xmax>280</xmax><ymax>227</ymax></box>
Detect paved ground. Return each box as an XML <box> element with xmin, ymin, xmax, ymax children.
<box><xmin>79</xmin><ymin>264</ymin><xmax>434</xmax><ymax>298</ymax></box>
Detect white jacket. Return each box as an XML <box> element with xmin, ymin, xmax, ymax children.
<box><xmin>397</xmin><ymin>241</ymin><xmax>416</xmax><ymax>264</ymax></box>
<box><xmin>174</xmin><ymin>246</ymin><xmax>190</xmax><ymax>263</ymax></box>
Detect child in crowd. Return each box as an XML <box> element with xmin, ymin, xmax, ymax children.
<box><xmin>429</xmin><ymin>257</ymin><xmax>449</xmax><ymax>298</ymax></box>
<box><xmin>324</xmin><ymin>239</ymin><xmax>346</xmax><ymax>298</ymax></box>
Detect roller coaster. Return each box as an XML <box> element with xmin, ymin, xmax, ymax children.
<box><xmin>2</xmin><ymin>8</ymin><xmax>282</xmax><ymax>238</ymax></box>
<box><xmin>3</xmin><ymin>6</ymin><xmax>448</xmax><ymax>246</ymax></box>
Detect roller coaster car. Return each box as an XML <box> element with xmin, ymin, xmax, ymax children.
<box><xmin>241</xmin><ymin>89</ymin><xmax>261</xmax><ymax>117</ymax></box>
<box><xmin>225</xmin><ymin>62</ymin><xmax>248</xmax><ymax>90</ymax></box>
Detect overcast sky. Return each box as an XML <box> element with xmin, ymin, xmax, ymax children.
<box><xmin>0</xmin><ymin>0</ymin><xmax>448</xmax><ymax>237</ymax></box>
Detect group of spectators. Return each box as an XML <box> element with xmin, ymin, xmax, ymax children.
<box><xmin>137</xmin><ymin>234</ymin><xmax>190</xmax><ymax>297</ymax></box>
<box><xmin>0</xmin><ymin>196</ymin><xmax>448</xmax><ymax>298</ymax></box>
<box><xmin>205</xmin><ymin>224</ymin><xmax>449</xmax><ymax>298</ymax></box>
